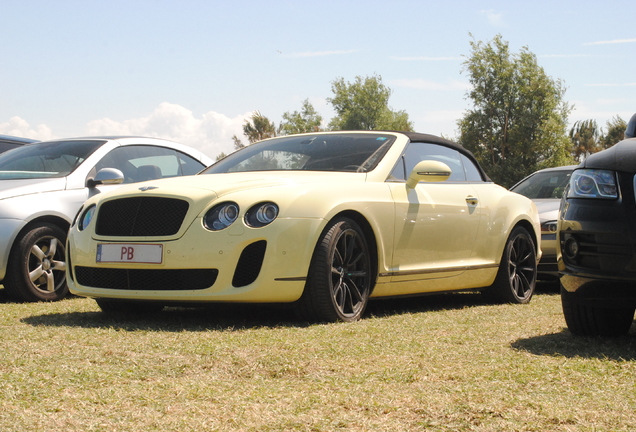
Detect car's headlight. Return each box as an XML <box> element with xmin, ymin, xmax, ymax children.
<box><xmin>567</xmin><ymin>169</ymin><xmax>617</xmax><ymax>199</ymax></box>
<box><xmin>78</xmin><ymin>205</ymin><xmax>96</xmax><ymax>231</ymax></box>
<box><xmin>204</xmin><ymin>202</ymin><xmax>239</xmax><ymax>231</ymax></box>
<box><xmin>245</xmin><ymin>202</ymin><xmax>279</xmax><ymax>228</ymax></box>
<box><xmin>541</xmin><ymin>221</ymin><xmax>557</xmax><ymax>234</ymax></box>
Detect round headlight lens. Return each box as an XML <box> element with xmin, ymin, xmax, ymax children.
<box><xmin>79</xmin><ymin>205</ymin><xmax>96</xmax><ymax>231</ymax></box>
<box><xmin>245</xmin><ymin>202</ymin><xmax>279</xmax><ymax>227</ymax></box>
<box><xmin>204</xmin><ymin>202</ymin><xmax>239</xmax><ymax>231</ymax></box>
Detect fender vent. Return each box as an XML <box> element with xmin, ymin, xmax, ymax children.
<box><xmin>232</xmin><ymin>241</ymin><xmax>267</xmax><ymax>288</ymax></box>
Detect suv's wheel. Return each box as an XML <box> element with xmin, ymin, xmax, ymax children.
<box><xmin>486</xmin><ymin>226</ymin><xmax>537</xmax><ymax>304</ymax></box>
<box><xmin>4</xmin><ymin>223</ymin><xmax>68</xmax><ymax>302</ymax></box>
<box><xmin>561</xmin><ymin>286</ymin><xmax>634</xmax><ymax>336</ymax></box>
<box><xmin>297</xmin><ymin>217</ymin><xmax>372</xmax><ymax>323</ymax></box>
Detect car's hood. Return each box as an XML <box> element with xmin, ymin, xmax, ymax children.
<box><xmin>108</xmin><ymin>171</ymin><xmax>365</xmax><ymax>199</ymax></box>
<box><xmin>0</xmin><ymin>178</ymin><xmax>66</xmax><ymax>200</ymax></box>
<box><xmin>532</xmin><ymin>199</ymin><xmax>560</xmax><ymax>222</ymax></box>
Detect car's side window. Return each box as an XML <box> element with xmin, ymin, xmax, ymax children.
<box><xmin>460</xmin><ymin>154</ymin><xmax>484</xmax><ymax>182</ymax></box>
<box><xmin>390</xmin><ymin>143</ymin><xmax>467</xmax><ymax>182</ymax></box>
<box><xmin>91</xmin><ymin>145</ymin><xmax>206</xmax><ymax>184</ymax></box>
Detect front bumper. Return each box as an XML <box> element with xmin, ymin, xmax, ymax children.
<box><xmin>67</xmin><ymin>217</ymin><xmax>324</xmax><ymax>303</ymax></box>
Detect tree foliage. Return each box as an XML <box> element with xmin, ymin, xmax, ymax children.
<box><xmin>569</xmin><ymin>119</ymin><xmax>600</xmax><ymax>162</ymax></box>
<box><xmin>279</xmin><ymin>99</ymin><xmax>323</xmax><ymax>135</ymax></box>
<box><xmin>327</xmin><ymin>74</ymin><xmax>413</xmax><ymax>132</ymax></box>
<box><xmin>457</xmin><ymin>34</ymin><xmax>573</xmax><ymax>187</ymax></box>
<box><xmin>599</xmin><ymin>115</ymin><xmax>627</xmax><ymax>149</ymax></box>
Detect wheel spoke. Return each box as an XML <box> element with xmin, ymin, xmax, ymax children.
<box><xmin>29</xmin><ymin>266</ymin><xmax>45</xmax><ymax>283</ymax></box>
<box><xmin>30</xmin><ymin>244</ymin><xmax>46</xmax><ymax>260</ymax></box>
<box><xmin>51</xmin><ymin>260</ymin><xmax>67</xmax><ymax>272</ymax></box>
<box><xmin>45</xmin><ymin>271</ymin><xmax>56</xmax><ymax>292</ymax></box>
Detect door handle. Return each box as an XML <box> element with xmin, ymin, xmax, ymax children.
<box><xmin>466</xmin><ymin>196</ymin><xmax>478</xmax><ymax>205</ymax></box>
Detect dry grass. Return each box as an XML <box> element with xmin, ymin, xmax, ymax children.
<box><xmin>1</xmin><ymin>285</ymin><xmax>635</xmax><ymax>431</ymax></box>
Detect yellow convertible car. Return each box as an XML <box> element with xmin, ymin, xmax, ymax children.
<box><xmin>67</xmin><ymin>131</ymin><xmax>541</xmax><ymax>322</ymax></box>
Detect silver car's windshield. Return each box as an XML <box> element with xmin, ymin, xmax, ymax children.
<box><xmin>204</xmin><ymin>133</ymin><xmax>396</xmax><ymax>174</ymax></box>
<box><xmin>511</xmin><ymin>169</ymin><xmax>573</xmax><ymax>199</ymax></box>
<box><xmin>0</xmin><ymin>140</ymin><xmax>105</xmax><ymax>180</ymax></box>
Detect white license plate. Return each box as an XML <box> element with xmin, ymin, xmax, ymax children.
<box><xmin>96</xmin><ymin>243</ymin><xmax>163</xmax><ymax>264</ymax></box>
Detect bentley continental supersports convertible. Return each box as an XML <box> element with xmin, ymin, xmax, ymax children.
<box><xmin>67</xmin><ymin>131</ymin><xmax>541</xmax><ymax>322</ymax></box>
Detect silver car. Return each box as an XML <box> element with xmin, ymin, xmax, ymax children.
<box><xmin>0</xmin><ymin>136</ymin><xmax>212</xmax><ymax>302</ymax></box>
<box><xmin>510</xmin><ymin>165</ymin><xmax>576</xmax><ymax>279</ymax></box>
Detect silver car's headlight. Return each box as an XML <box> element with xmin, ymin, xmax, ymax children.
<box><xmin>204</xmin><ymin>202</ymin><xmax>239</xmax><ymax>231</ymax></box>
<box><xmin>245</xmin><ymin>202</ymin><xmax>279</xmax><ymax>228</ymax></box>
<box><xmin>78</xmin><ymin>205</ymin><xmax>96</xmax><ymax>231</ymax></box>
<box><xmin>567</xmin><ymin>169</ymin><xmax>617</xmax><ymax>199</ymax></box>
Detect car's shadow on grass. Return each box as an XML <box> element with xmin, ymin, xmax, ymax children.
<box><xmin>512</xmin><ymin>329</ymin><xmax>636</xmax><ymax>361</ymax></box>
<box><xmin>20</xmin><ymin>291</ymin><xmax>498</xmax><ymax>332</ymax></box>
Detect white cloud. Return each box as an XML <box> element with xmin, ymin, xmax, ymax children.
<box><xmin>584</xmin><ymin>38</ymin><xmax>636</xmax><ymax>46</ymax></box>
<box><xmin>282</xmin><ymin>50</ymin><xmax>357</xmax><ymax>58</ymax></box>
<box><xmin>391</xmin><ymin>56</ymin><xmax>463</xmax><ymax>61</ymax></box>
<box><xmin>480</xmin><ymin>9</ymin><xmax>505</xmax><ymax>26</ymax></box>
<box><xmin>86</xmin><ymin>102</ymin><xmax>250</xmax><ymax>159</ymax></box>
<box><xmin>391</xmin><ymin>78</ymin><xmax>470</xmax><ymax>91</ymax></box>
<box><xmin>0</xmin><ymin>116</ymin><xmax>55</xmax><ymax>141</ymax></box>
<box><xmin>584</xmin><ymin>82</ymin><xmax>636</xmax><ymax>87</ymax></box>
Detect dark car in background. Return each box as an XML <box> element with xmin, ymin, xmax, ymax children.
<box><xmin>558</xmin><ymin>113</ymin><xmax>636</xmax><ymax>336</ymax></box>
<box><xmin>0</xmin><ymin>134</ymin><xmax>38</xmax><ymax>153</ymax></box>
<box><xmin>511</xmin><ymin>165</ymin><xmax>576</xmax><ymax>280</ymax></box>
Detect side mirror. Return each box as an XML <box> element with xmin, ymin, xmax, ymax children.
<box><xmin>87</xmin><ymin>168</ymin><xmax>125</xmax><ymax>188</ymax></box>
<box><xmin>406</xmin><ymin>160</ymin><xmax>452</xmax><ymax>188</ymax></box>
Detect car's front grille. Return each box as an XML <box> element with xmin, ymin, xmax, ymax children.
<box><xmin>561</xmin><ymin>232</ymin><xmax>633</xmax><ymax>272</ymax></box>
<box><xmin>96</xmin><ymin>197</ymin><xmax>189</xmax><ymax>236</ymax></box>
<box><xmin>74</xmin><ymin>266</ymin><xmax>218</xmax><ymax>290</ymax></box>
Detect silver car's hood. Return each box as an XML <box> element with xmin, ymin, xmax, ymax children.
<box><xmin>533</xmin><ymin>199</ymin><xmax>560</xmax><ymax>223</ymax></box>
<box><xmin>0</xmin><ymin>178</ymin><xmax>66</xmax><ymax>201</ymax></box>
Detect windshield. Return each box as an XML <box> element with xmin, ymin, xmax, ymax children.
<box><xmin>0</xmin><ymin>140</ymin><xmax>105</xmax><ymax>180</ymax></box>
<box><xmin>511</xmin><ymin>169</ymin><xmax>573</xmax><ymax>199</ymax></box>
<box><xmin>204</xmin><ymin>133</ymin><xmax>396</xmax><ymax>174</ymax></box>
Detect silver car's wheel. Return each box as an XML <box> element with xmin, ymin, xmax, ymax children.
<box><xmin>486</xmin><ymin>226</ymin><xmax>537</xmax><ymax>304</ymax></box>
<box><xmin>298</xmin><ymin>217</ymin><xmax>372</xmax><ymax>323</ymax></box>
<box><xmin>4</xmin><ymin>223</ymin><xmax>68</xmax><ymax>302</ymax></box>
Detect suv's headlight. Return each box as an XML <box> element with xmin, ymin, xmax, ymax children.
<box><xmin>567</xmin><ymin>169</ymin><xmax>617</xmax><ymax>199</ymax></box>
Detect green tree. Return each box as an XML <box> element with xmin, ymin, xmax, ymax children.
<box><xmin>327</xmin><ymin>74</ymin><xmax>413</xmax><ymax>131</ymax></box>
<box><xmin>279</xmin><ymin>99</ymin><xmax>323</xmax><ymax>135</ymax></box>
<box><xmin>569</xmin><ymin>119</ymin><xmax>600</xmax><ymax>162</ymax></box>
<box><xmin>457</xmin><ymin>34</ymin><xmax>573</xmax><ymax>187</ymax></box>
<box><xmin>599</xmin><ymin>115</ymin><xmax>627</xmax><ymax>149</ymax></box>
<box><xmin>242</xmin><ymin>111</ymin><xmax>277</xmax><ymax>144</ymax></box>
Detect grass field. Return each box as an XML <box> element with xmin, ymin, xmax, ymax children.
<box><xmin>1</xmin><ymin>285</ymin><xmax>635</xmax><ymax>431</ymax></box>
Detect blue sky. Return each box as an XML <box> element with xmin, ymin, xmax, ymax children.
<box><xmin>1</xmin><ymin>0</ymin><xmax>635</xmax><ymax>159</ymax></box>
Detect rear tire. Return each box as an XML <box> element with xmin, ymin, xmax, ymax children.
<box><xmin>561</xmin><ymin>286</ymin><xmax>634</xmax><ymax>336</ymax></box>
<box><xmin>4</xmin><ymin>223</ymin><xmax>68</xmax><ymax>302</ymax></box>
<box><xmin>486</xmin><ymin>226</ymin><xmax>537</xmax><ymax>304</ymax></box>
<box><xmin>297</xmin><ymin>217</ymin><xmax>372</xmax><ymax>323</ymax></box>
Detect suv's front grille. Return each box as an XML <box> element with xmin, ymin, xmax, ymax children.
<box><xmin>96</xmin><ymin>197</ymin><xmax>189</xmax><ymax>236</ymax></box>
<box><xmin>74</xmin><ymin>266</ymin><xmax>218</xmax><ymax>290</ymax></box>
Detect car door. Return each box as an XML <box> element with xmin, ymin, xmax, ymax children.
<box><xmin>387</xmin><ymin>142</ymin><xmax>484</xmax><ymax>285</ymax></box>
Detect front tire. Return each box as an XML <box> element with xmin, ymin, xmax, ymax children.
<box><xmin>297</xmin><ymin>217</ymin><xmax>372</xmax><ymax>323</ymax></box>
<box><xmin>486</xmin><ymin>226</ymin><xmax>537</xmax><ymax>304</ymax></box>
<box><xmin>561</xmin><ymin>286</ymin><xmax>634</xmax><ymax>336</ymax></box>
<box><xmin>4</xmin><ymin>223</ymin><xmax>68</xmax><ymax>302</ymax></box>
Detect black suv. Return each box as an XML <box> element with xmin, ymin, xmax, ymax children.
<box><xmin>558</xmin><ymin>113</ymin><xmax>636</xmax><ymax>336</ymax></box>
